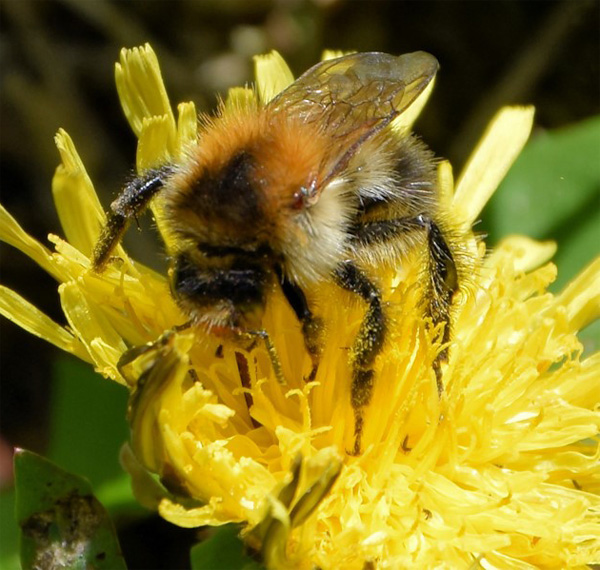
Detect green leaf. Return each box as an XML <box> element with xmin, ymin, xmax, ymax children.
<box><xmin>48</xmin><ymin>356</ymin><xmax>129</xmax><ymax>490</ymax></box>
<box><xmin>0</xmin><ymin>487</ymin><xmax>19</xmax><ymax>570</ymax></box>
<box><xmin>47</xmin><ymin>355</ymin><xmax>147</xmax><ymax>512</ymax></box>
<box><xmin>190</xmin><ymin>524</ymin><xmax>265</xmax><ymax>570</ymax></box>
<box><xmin>14</xmin><ymin>449</ymin><xmax>127</xmax><ymax>570</ymax></box>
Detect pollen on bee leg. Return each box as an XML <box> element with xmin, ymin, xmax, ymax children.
<box><xmin>301</xmin><ymin>316</ymin><xmax>324</xmax><ymax>382</ymax></box>
<box><xmin>350</xmin><ymin>411</ymin><xmax>365</xmax><ymax>457</ymax></box>
<box><xmin>348</xmin><ymin>368</ymin><xmax>375</xmax><ymax>455</ymax></box>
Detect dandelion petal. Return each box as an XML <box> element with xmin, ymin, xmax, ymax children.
<box><xmin>115</xmin><ymin>44</ymin><xmax>175</xmax><ymax>138</ymax></box>
<box><xmin>454</xmin><ymin>106</ymin><xmax>535</xmax><ymax>228</ymax></box>
<box><xmin>0</xmin><ymin>204</ymin><xmax>62</xmax><ymax>281</ymax></box>
<box><xmin>52</xmin><ymin>129</ymin><xmax>106</xmax><ymax>256</ymax></box>
<box><xmin>556</xmin><ymin>257</ymin><xmax>600</xmax><ymax>332</ymax></box>
<box><xmin>0</xmin><ymin>285</ymin><xmax>90</xmax><ymax>361</ymax></box>
<box><xmin>254</xmin><ymin>51</ymin><xmax>294</xmax><ymax>104</ymax></box>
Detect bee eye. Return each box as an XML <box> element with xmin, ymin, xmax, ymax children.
<box><xmin>292</xmin><ymin>188</ymin><xmax>308</xmax><ymax>210</ymax></box>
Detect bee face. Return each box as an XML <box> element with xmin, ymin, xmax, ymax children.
<box><xmin>162</xmin><ymin>108</ymin><xmax>338</xmax><ymax>326</ymax></box>
<box><xmin>171</xmin><ymin>247</ymin><xmax>270</xmax><ymax>330</ymax></box>
<box><xmin>94</xmin><ymin>51</ymin><xmax>460</xmax><ymax>453</ymax></box>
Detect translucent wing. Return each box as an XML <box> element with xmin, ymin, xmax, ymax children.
<box><xmin>268</xmin><ymin>51</ymin><xmax>438</xmax><ymax>183</ymax></box>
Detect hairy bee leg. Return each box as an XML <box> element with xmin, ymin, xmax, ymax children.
<box><xmin>333</xmin><ymin>261</ymin><xmax>386</xmax><ymax>456</ymax></box>
<box><xmin>277</xmin><ymin>271</ymin><xmax>323</xmax><ymax>381</ymax></box>
<box><xmin>353</xmin><ymin>215</ymin><xmax>458</xmax><ymax>393</ymax></box>
<box><xmin>416</xmin><ymin>215</ymin><xmax>459</xmax><ymax>393</ymax></box>
<box><xmin>93</xmin><ymin>166</ymin><xmax>172</xmax><ymax>269</ymax></box>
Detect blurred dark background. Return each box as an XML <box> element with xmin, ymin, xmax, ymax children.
<box><xmin>1</xmin><ymin>1</ymin><xmax>598</xmax><ymax>567</ymax></box>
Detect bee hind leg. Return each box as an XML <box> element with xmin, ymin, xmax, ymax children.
<box><xmin>333</xmin><ymin>261</ymin><xmax>386</xmax><ymax>456</ymax></box>
<box><xmin>415</xmin><ymin>215</ymin><xmax>459</xmax><ymax>393</ymax></box>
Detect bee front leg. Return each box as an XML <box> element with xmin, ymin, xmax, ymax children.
<box><xmin>240</xmin><ymin>328</ymin><xmax>286</xmax><ymax>386</ymax></box>
<box><xmin>93</xmin><ymin>166</ymin><xmax>173</xmax><ymax>270</ymax></box>
<box><xmin>333</xmin><ymin>261</ymin><xmax>386</xmax><ymax>456</ymax></box>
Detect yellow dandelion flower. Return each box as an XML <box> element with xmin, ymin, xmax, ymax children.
<box><xmin>1</xmin><ymin>44</ymin><xmax>599</xmax><ymax>569</ymax></box>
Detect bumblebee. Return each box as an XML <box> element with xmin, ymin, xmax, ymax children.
<box><xmin>94</xmin><ymin>51</ymin><xmax>459</xmax><ymax>455</ymax></box>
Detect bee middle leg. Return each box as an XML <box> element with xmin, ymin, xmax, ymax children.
<box><xmin>353</xmin><ymin>214</ymin><xmax>459</xmax><ymax>394</ymax></box>
<box><xmin>333</xmin><ymin>261</ymin><xmax>386</xmax><ymax>456</ymax></box>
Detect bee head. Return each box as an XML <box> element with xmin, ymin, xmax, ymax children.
<box><xmin>171</xmin><ymin>247</ymin><xmax>273</xmax><ymax>330</ymax></box>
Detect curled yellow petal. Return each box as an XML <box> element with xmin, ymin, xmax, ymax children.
<box><xmin>127</xmin><ymin>332</ymin><xmax>194</xmax><ymax>472</ymax></box>
<box><xmin>492</xmin><ymin>235</ymin><xmax>558</xmax><ymax>274</ymax></box>
<box><xmin>119</xmin><ymin>443</ymin><xmax>167</xmax><ymax>511</ymax></box>
<box><xmin>159</xmin><ymin>497</ymin><xmax>235</xmax><ymax>529</ymax></box>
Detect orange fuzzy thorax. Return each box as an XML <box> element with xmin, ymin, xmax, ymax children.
<box><xmin>171</xmin><ymin>103</ymin><xmax>329</xmax><ymax>248</ymax></box>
